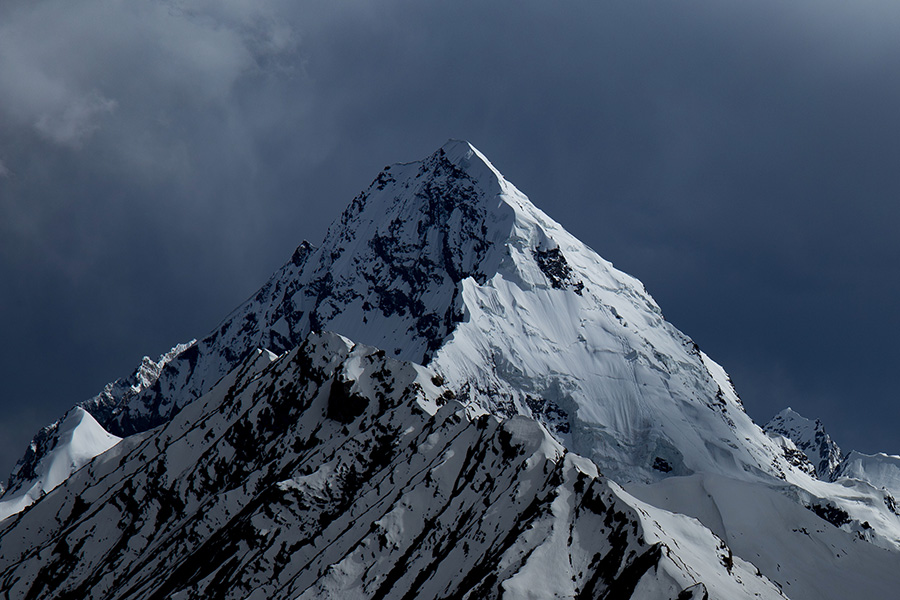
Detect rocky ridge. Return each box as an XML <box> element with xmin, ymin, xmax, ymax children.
<box><xmin>0</xmin><ymin>333</ymin><xmax>786</xmax><ymax>599</ymax></box>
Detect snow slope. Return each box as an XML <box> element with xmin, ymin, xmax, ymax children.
<box><xmin>626</xmin><ymin>472</ymin><xmax>900</xmax><ymax>600</ymax></box>
<box><xmin>837</xmin><ymin>451</ymin><xmax>900</xmax><ymax>498</ymax></box>
<box><xmin>0</xmin><ymin>407</ymin><xmax>120</xmax><ymax>521</ymax></box>
<box><xmin>0</xmin><ymin>332</ymin><xmax>785</xmax><ymax>600</ymax></box>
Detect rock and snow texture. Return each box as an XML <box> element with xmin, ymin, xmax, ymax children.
<box><xmin>3</xmin><ymin>343</ymin><xmax>190</xmax><ymax>499</ymax></box>
<box><xmin>625</xmin><ymin>472</ymin><xmax>900</xmax><ymax>600</ymax></box>
<box><xmin>762</xmin><ymin>408</ymin><xmax>900</xmax><ymax>553</ymax></box>
<box><xmin>9</xmin><ymin>140</ymin><xmax>814</xmax><ymax>493</ymax></box>
<box><xmin>0</xmin><ymin>408</ymin><xmax>120</xmax><ymax>521</ymax></box>
<box><xmin>0</xmin><ymin>333</ymin><xmax>785</xmax><ymax>600</ymax></box>
<box><xmin>2</xmin><ymin>140</ymin><xmax>900</xmax><ymax>599</ymax></box>
<box><xmin>765</xmin><ymin>408</ymin><xmax>844</xmax><ymax>480</ymax></box>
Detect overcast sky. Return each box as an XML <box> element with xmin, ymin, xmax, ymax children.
<box><xmin>1</xmin><ymin>0</ymin><xmax>899</xmax><ymax>478</ymax></box>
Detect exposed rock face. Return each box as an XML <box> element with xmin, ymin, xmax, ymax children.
<box><xmin>765</xmin><ymin>408</ymin><xmax>844</xmax><ymax>480</ymax></box>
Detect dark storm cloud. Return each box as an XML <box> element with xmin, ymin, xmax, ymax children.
<box><xmin>1</xmin><ymin>0</ymin><xmax>899</xmax><ymax>475</ymax></box>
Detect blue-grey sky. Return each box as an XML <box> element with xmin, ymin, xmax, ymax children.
<box><xmin>1</xmin><ymin>0</ymin><xmax>899</xmax><ymax>477</ymax></box>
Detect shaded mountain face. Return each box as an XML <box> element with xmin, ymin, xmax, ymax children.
<box><xmin>0</xmin><ymin>332</ymin><xmax>785</xmax><ymax>600</ymax></box>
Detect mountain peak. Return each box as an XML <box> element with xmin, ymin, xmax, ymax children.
<box><xmin>436</xmin><ymin>139</ymin><xmax>505</xmax><ymax>184</ymax></box>
<box><xmin>332</xmin><ymin>139</ymin><xmax>514</xmax><ymax>239</ymax></box>
<box><xmin>774</xmin><ymin>407</ymin><xmax>812</xmax><ymax>423</ymax></box>
<box><xmin>438</xmin><ymin>138</ymin><xmax>478</xmax><ymax>162</ymax></box>
<box><xmin>5</xmin><ymin>142</ymin><xmax>900</xmax><ymax>599</ymax></box>
<box><xmin>765</xmin><ymin>407</ymin><xmax>843</xmax><ymax>479</ymax></box>
<box><xmin>0</xmin><ymin>406</ymin><xmax>120</xmax><ymax>520</ymax></box>
<box><xmin>6</xmin><ymin>141</ymin><xmax>804</xmax><ymax>495</ymax></box>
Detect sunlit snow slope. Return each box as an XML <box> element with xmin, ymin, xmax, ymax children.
<box><xmin>837</xmin><ymin>452</ymin><xmax>900</xmax><ymax>498</ymax></box>
<box><xmin>0</xmin><ymin>407</ymin><xmax>120</xmax><ymax>521</ymax></box>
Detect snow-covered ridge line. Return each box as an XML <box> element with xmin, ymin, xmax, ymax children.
<box><xmin>0</xmin><ymin>331</ymin><xmax>784</xmax><ymax>600</ymax></box>
<box><xmin>3</xmin><ymin>341</ymin><xmax>192</xmax><ymax>499</ymax></box>
<box><xmin>0</xmin><ymin>407</ymin><xmax>120</xmax><ymax>521</ymax></box>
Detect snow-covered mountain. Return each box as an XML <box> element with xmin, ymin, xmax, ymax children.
<box><xmin>0</xmin><ymin>333</ymin><xmax>788</xmax><ymax>599</ymax></box>
<box><xmin>2</xmin><ymin>141</ymin><xmax>899</xmax><ymax>599</ymax></box>
<box><xmin>765</xmin><ymin>408</ymin><xmax>844</xmax><ymax>480</ymax></box>
<box><xmin>9</xmin><ymin>141</ymin><xmax>799</xmax><ymax>487</ymax></box>
<box><xmin>0</xmin><ymin>407</ymin><xmax>120</xmax><ymax>522</ymax></box>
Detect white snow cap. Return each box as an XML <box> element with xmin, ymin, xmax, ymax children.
<box><xmin>0</xmin><ymin>407</ymin><xmax>120</xmax><ymax>521</ymax></box>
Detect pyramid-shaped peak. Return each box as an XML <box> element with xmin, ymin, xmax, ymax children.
<box><xmin>436</xmin><ymin>139</ymin><xmax>504</xmax><ymax>179</ymax></box>
<box><xmin>768</xmin><ymin>407</ymin><xmax>822</xmax><ymax>431</ymax></box>
<box><xmin>766</xmin><ymin>406</ymin><xmax>843</xmax><ymax>479</ymax></box>
<box><xmin>439</xmin><ymin>138</ymin><xmax>478</xmax><ymax>159</ymax></box>
<box><xmin>329</xmin><ymin>140</ymin><xmax>528</xmax><ymax>251</ymax></box>
<box><xmin>344</xmin><ymin>140</ymin><xmax>541</xmax><ymax>229</ymax></box>
<box><xmin>388</xmin><ymin>139</ymin><xmax>515</xmax><ymax>205</ymax></box>
<box><xmin>773</xmin><ymin>407</ymin><xmax>811</xmax><ymax>424</ymax></box>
